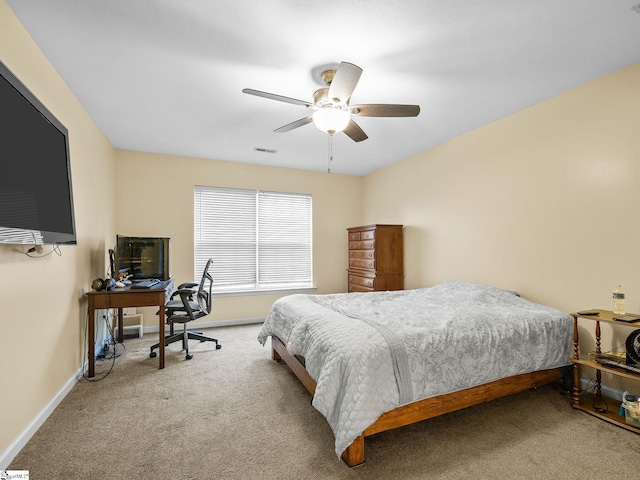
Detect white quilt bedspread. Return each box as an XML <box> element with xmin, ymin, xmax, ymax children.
<box><xmin>257</xmin><ymin>281</ymin><xmax>573</xmax><ymax>457</ymax></box>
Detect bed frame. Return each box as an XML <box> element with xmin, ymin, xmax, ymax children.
<box><xmin>271</xmin><ymin>335</ymin><xmax>563</xmax><ymax>466</ymax></box>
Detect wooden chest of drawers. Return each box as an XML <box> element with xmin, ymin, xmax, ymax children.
<box><xmin>347</xmin><ymin>224</ymin><xmax>403</xmax><ymax>292</ymax></box>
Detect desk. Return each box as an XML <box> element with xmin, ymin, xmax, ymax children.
<box><xmin>86</xmin><ymin>279</ymin><xmax>173</xmax><ymax>378</ymax></box>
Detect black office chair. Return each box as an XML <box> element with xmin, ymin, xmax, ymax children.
<box><xmin>150</xmin><ymin>259</ymin><xmax>221</xmax><ymax>360</ymax></box>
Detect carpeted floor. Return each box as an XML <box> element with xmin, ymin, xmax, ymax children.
<box><xmin>9</xmin><ymin>323</ymin><xmax>640</xmax><ymax>479</ymax></box>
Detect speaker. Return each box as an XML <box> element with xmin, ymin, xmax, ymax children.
<box><xmin>91</xmin><ymin>277</ymin><xmax>116</xmax><ymax>291</ymax></box>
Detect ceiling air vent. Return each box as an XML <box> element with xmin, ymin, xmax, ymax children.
<box><xmin>254</xmin><ymin>147</ymin><xmax>278</xmax><ymax>154</ymax></box>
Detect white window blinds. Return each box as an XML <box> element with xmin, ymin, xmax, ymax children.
<box><xmin>194</xmin><ymin>186</ymin><xmax>312</xmax><ymax>291</ymax></box>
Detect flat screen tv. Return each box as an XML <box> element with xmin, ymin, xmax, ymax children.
<box><xmin>0</xmin><ymin>60</ymin><xmax>76</xmax><ymax>245</ymax></box>
<box><xmin>115</xmin><ymin>235</ymin><xmax>170</xmax><ymax>280</ymax></box>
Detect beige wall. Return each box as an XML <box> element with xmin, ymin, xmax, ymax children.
<box><xmin>0</xmin><ymin>0</ymin><xmax>116</xmax><ymax>459</ymax></box>
<box><xmin>113</xmin><ymin>150</ymin><xmax>362</xmax><ymax>324</ymax></box>
<box><xmin>363</xmin><ymin>61</ymin><xmax>640</xmax><ymax>392</ymax></box>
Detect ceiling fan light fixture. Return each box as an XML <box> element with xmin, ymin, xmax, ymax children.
<box><xmin>312</xmin><ymin>106</ymin><xmax>350</xmax><ymax>134</ymax></box>
<box><xmin>243</xmin><ymin>61</ymin><xmax>419</xmax><ymax>143</ymax></box>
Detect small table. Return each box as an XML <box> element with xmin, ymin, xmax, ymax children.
<box><xmin>86</xmin><ymin>279</ymin><xmax>173</xmax><ymax>377</ymax></box>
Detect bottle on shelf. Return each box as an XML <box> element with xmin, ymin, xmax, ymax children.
<box><xmin>613</xmin><ymin>284</ymin><xmax>626</xmax><ymax>315</ymax></box>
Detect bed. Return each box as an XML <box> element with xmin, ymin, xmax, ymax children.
<box><xmin>257</xmin><ymin>281</ymin><xmax>573</xmax><ymax>466</ymax></box>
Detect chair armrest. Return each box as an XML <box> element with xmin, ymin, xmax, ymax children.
<box><xmin>177</xmin><ymin>282</ymin><xmax>198</xmax><ymax>289</ymax></box>
<box><xmin>168</xmin><ymin>286</ymin><xmax>196</xmax><ymax>301</ymax></box>
<box><xmin>173</xmin><ymin>287</ymin><xmax>198</xmax><ymax>295</ymax></box>
<box><xmin>167</xmin><ymin>289</ymin><xmax>199</xmax><ymax>318</ymax></box>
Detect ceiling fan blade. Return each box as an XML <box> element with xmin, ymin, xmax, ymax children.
<box><xmin>242</xmin><ymin>88</ymin><xmax>312</xmax><ymax>108</ymax></box>
<box><xmin>342</xmin><ymin>119</ymin><xmax>368</xmax><ymax>142</ymax></box>
<box><xmin>351</xmin><ymin>104</ymin><xmax>420</xmax><ymax>117</ymax></box>
<box><xmin>328</xmin><ymin>62</ymin><xmax>362</xmax><ymax>104</ymax></box>
<box><xmin>274</xmin><ymin>116</ymin><xmax>313</xmax><ymax>133</ymax></box>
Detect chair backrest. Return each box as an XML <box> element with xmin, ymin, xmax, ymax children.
<box><xmin>196</xmin><ymin>258</ymin><xmax>214</xmax><ymax>316</ymax></box>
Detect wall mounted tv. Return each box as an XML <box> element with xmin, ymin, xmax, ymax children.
<box><xmin>115</xmin><ymin>235</ymin><xmax>170</xmax><ymax>280</ymax></box>
<box><xmin>0</xmin><ymin>60</ymin><xmax>76</xmax><ymax>245</ymax></box>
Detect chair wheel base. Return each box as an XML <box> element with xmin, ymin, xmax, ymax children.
<box><xmin>150</xmin><ymin>351</ymin><xmax>157</xmax><ymax>358</ymax></box>
<box><xmin>216</xmin><ymin>344</ymin><xmax>222</xmax><ymax>349</ymax></box>
<box><xmin>186</xmin><ymin>353</ymin><xmax>193</xmax><ymax>360</ymax></box>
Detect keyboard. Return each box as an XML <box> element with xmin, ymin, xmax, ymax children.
<box><xmin>130</xmin><ymin>278</ymin><xmax>161</xmax><ymax>289</ymax></box>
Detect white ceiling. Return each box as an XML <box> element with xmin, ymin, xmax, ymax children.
<box><xmin>6</xmin><ymin>0</ymin><xmax>640</xmax><ymax>176</ymax></box>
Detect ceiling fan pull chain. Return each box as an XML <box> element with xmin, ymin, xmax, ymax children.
<box><xmin>327</xmin><ymin>133</ymin><xmax>333</xmax><ymax>174</ymax></box>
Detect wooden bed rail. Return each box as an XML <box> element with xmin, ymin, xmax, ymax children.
<box><xmin>271</xmin><ymin>335</ymin><xmax>563</xmax><ymax>467</ymax></box>
<box><xmin>272</xmin><ymin>335</ymin><xmax>317</xmax><ymax>396</ymax></box>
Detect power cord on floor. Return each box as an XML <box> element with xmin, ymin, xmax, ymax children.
<box><xmin>576</xmin><ymin>373</ymin><xmax>610</xmax><ymax>413</ymax></box>
<box><xmin>593</xmin><ymin>395</ymin><xmax>609</xmax><ymax>414</ymax></box>
<box><xmin>79</xmin><ymin>309</ymin><xmax>124</xmax><ymax>382</ymax></box>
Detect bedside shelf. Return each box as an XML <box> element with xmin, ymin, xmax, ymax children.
<box><xmin>571</xmin><ymin>309</ymin><xmax>640</xmax><ymax>433</ymax></box>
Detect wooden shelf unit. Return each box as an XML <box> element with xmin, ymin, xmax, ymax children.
<box><xmin>571</xmin><ymin>309</ymin><xmax>640</xmax><ymax>433</ymax></box>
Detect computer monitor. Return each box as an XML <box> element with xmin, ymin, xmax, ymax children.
<box><xmin>115</xmin><ymin>235</ymin><xmax>170</xmax><ymax>280</ymax></box>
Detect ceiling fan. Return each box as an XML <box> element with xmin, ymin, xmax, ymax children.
<box><xmin>242</xmin><ymin>62</ymin><xmax>420</xmax><ymax>142</ymax></box>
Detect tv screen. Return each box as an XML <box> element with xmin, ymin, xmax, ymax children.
<box><xmin>115</xmin><ymin>235</ymin><xmax>170</xmax><ymax>280</ymax></box>
<box><xmin>0</xmin><ymin>60</ymin><xmax>76</xmax><ymax>245</ymax></box>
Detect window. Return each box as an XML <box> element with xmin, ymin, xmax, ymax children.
<box><xmin>194</xmin><ymin>186</ymin><xmax>313</xmax><ymax>293</ymax></box>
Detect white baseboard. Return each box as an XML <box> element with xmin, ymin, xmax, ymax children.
<box><xmin>144</xmin><ymin>316</ymin><xmax>264</xmax><ymax>334</ymax></box>
<box><xmin>0</xmin><ymin>367</ymin><xmax>81</xmax><ymax>470</ymax></box>
<box><xmin>580</xmin><ymin>377</ymin><xmax>624</xmax><ymax>401</ymax></box>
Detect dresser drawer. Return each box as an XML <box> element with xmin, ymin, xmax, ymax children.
<box><xmin>348</xmin><ymin>275</ymin><xmax>375</xmax><ymax>288</ymax></box>
<box><xmin>348</xmin><ymin>232</ymin><xmax>361</xmax><ymax>241</ymax></box>
<box><xmin>349</xmin><ymin>240</ymin><xmax>375</xmax><ymax>250</ymax></box>
<box><xmin>349</xmin><ymin>250</ymin><xmax>374</xmax><ymax>259</ymax></box>
<box><xmin>349</xmin><ymin>258</ymin><xmax>375</xmax><ymax>269</ymax></box>
<box><xmin>348</xmin><ymin>283</ymin><xmax>374</xmax><ymax>293</ymax></box>
<box><xmin>361</xmin><ymin>230</ymin><xmax>375</xmax><ymax>240</ymax></box>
